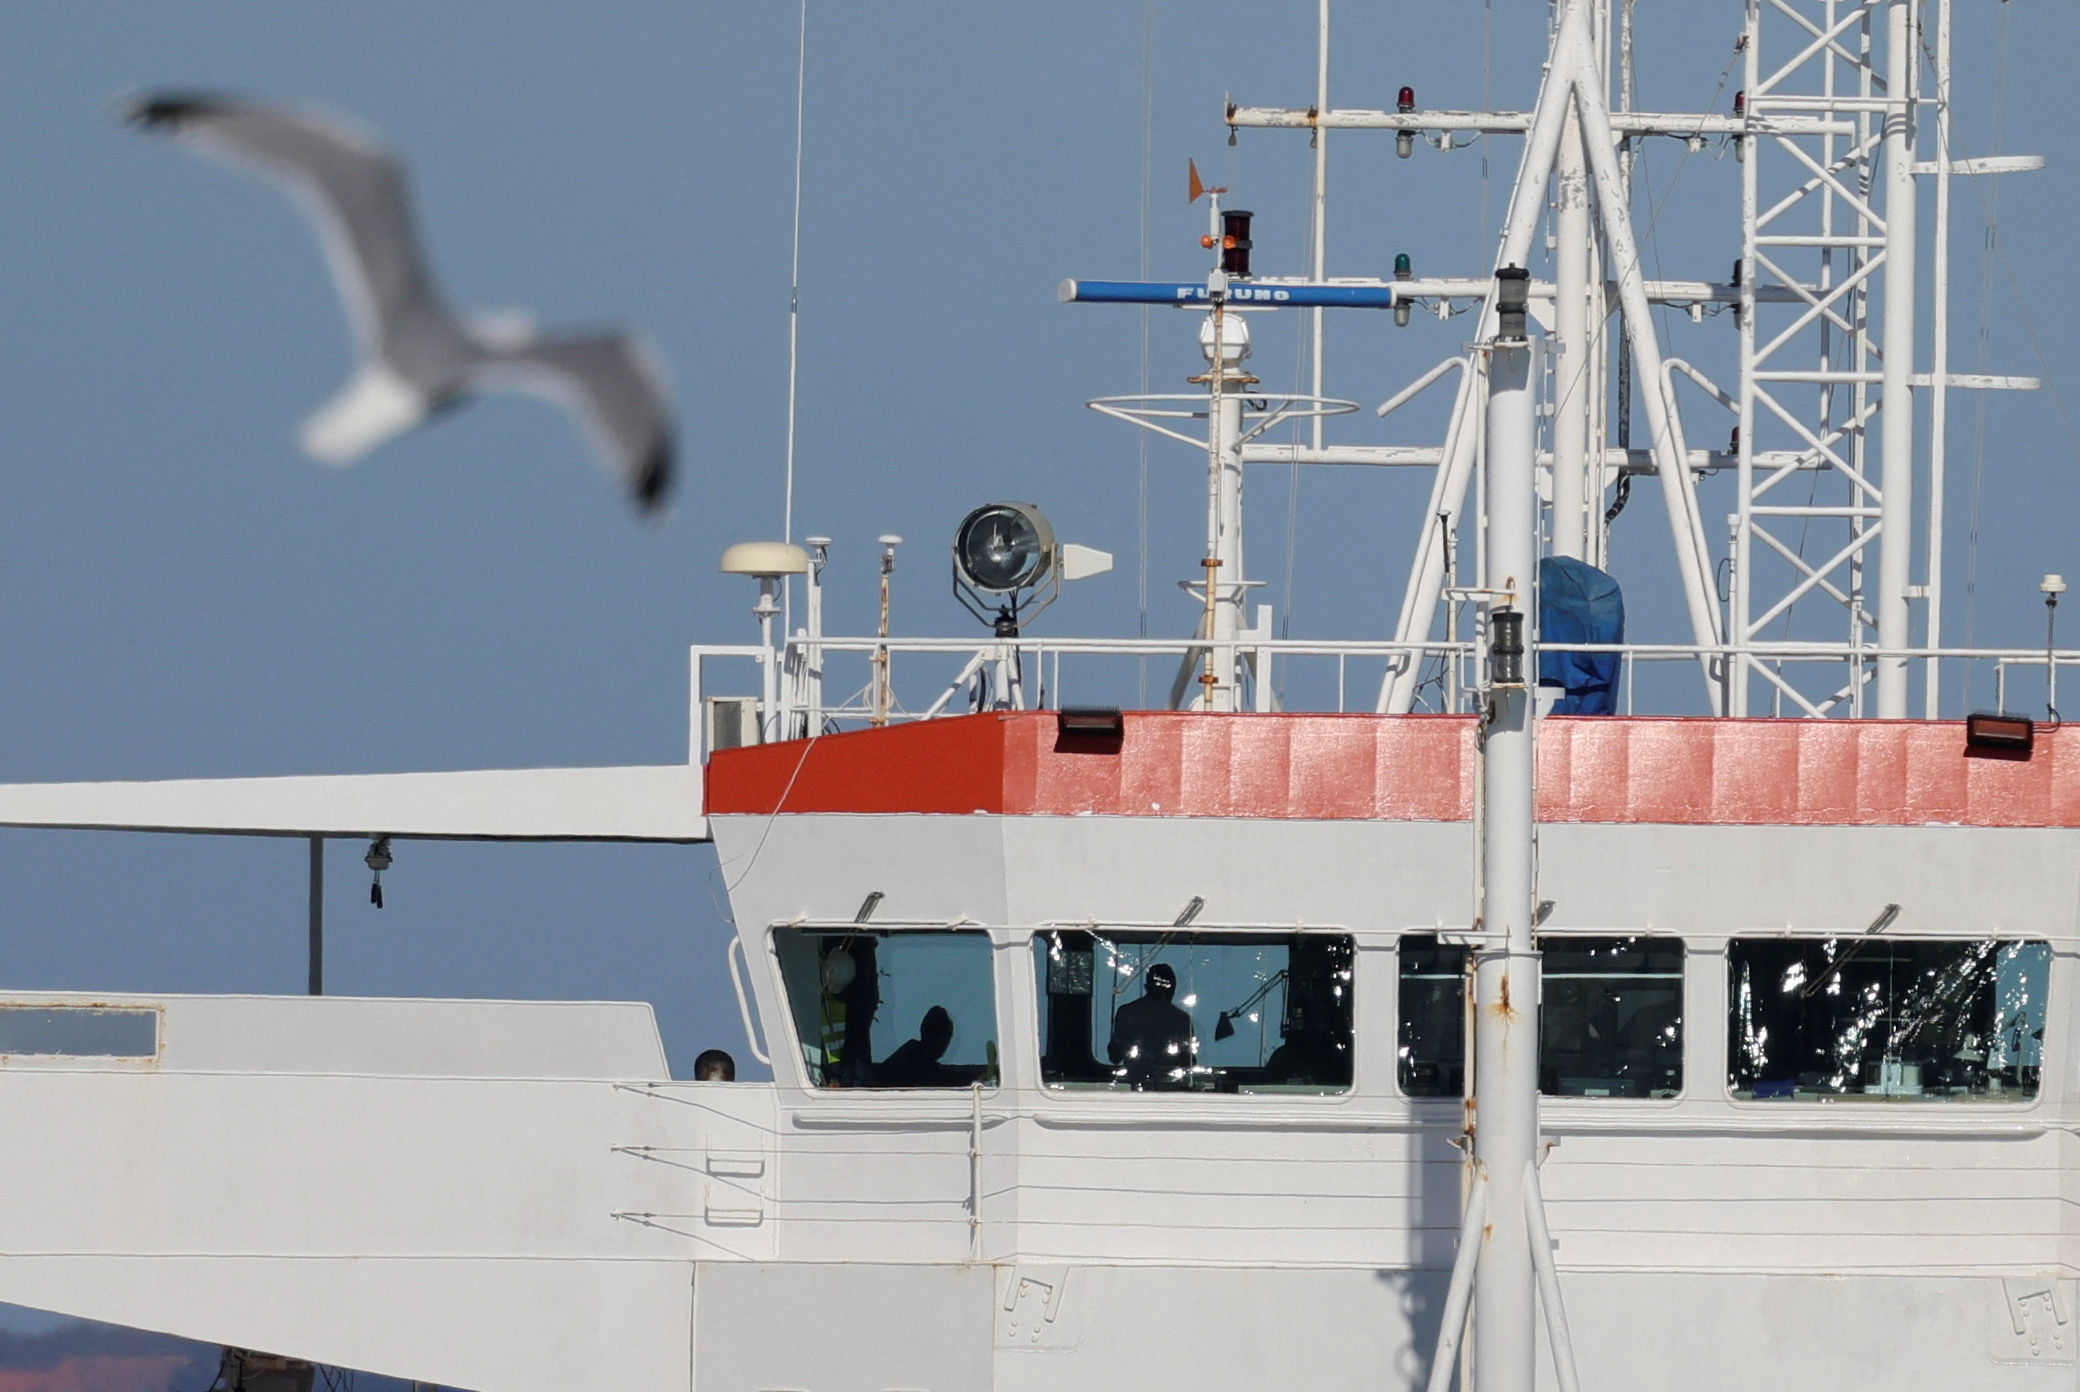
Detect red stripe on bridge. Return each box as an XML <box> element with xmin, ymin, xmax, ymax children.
<box><xmin>705</xmin><ymin>712</ymin><xmax>2080</xmax><ymax>827</ymax></box>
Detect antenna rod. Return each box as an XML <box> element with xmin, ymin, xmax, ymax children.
<box><xmin>781</xmin><ymin>0</ymin><xmax>809</xmax><ymax>552</ymax></box>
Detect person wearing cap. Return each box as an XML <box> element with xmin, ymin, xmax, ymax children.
<box><xmin>1107</xmin><ymin>962</ymin><xmax>1195</xmax><ymax>1090</ymax></box>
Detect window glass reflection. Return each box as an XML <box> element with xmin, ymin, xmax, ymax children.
<box><xmin>1541</xmin><ymin>937</ymin><xmax>1684</xmax><ymax>1097</ymax></box>
<box><xmin>1728</xmin><ymin>938</ymin><xmax>2048</xmax><ymax>1101</ymax></box>
<box><xmin>1034</xmin><ymin>930</ymin><xmax>1353</xmax><ymax>1093</ymax></box>
<box><xmin>1398</xmin><ymin>935</ymin><xmax>1467</xmax><ymax>1097</ymax></box>
<box><xmin>1396</xmin><ymin>934</ymin><xmax>1684</xmax><ymax>1099</ymax></box>
<box><xmin>774</xmin><ymin>928</ymin><xmax>998</xmax><ymax>1088</ymax></box>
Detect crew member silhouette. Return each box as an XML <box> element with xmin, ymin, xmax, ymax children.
<box><xmin>878</xmin><ymin>1005</ymin><xmax>957</xmax><ymax>1087</ymax></box>
<box><xmin>1108</xmin><ymin>962</ymin><xmax>1195</xmax><ymax>1089</ymax></box>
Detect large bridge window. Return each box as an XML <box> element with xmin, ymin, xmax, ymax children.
<box><xmin>774</xmin><ymin>927</ymin><xmax>998</xmax><ymax>1089</ymax></box>
<box><xmin>1729</xmin><ymin>937</ymin><xmax>2049</xmax><ymax>1100</ymax></box>
<box><xmin>1034</xmin><ymin>929</ymin><xmax>1353</xmax><ymax>1093</ymax></box>
<box><xmin>1397</xmin><ymin>934</ymin><xmax>1683</xmax><ymax>1099</ymax></box>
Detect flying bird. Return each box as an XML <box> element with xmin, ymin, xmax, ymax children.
<box><xmin>125</xmin><ymin>92</ymin><xmax>673</xmax><ymax>514</ymax></box>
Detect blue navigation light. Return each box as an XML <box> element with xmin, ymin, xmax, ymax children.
<box><xmin>1058</xmin><ymin>280</ymin><xmax>1396</xmax><ymax>309</ymax></box>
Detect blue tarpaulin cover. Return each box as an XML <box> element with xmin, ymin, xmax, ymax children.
<box><xmin>1539</xmin><ymin>556</ymin><xmax>1625</xmax><ymax>715</ymax></box>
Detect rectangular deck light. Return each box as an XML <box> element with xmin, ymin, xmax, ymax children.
<box><xmin>1965</xmin><ymin>711</ymin><xmax>2034</xmax><ymax>756</ymax></box>
<box><xmin>1057</xmin><ymin>707</ymin><xmax>1126</xmax><ymax>739</ymax></box>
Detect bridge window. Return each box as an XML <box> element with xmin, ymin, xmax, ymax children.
<box><xmin>773</xmin><ymin>928</ymin><xmax>998</xmax><ymax>1089</ymax></box>
<box><xmin>1397</xmin><ymin>934</ymin><xmax>1683</xmax><ymax>1099</ymax></box>
<box><xmin>0</xmin><ymin>1005</ymin><xmax>158</xmax><ymax>1058</ymax></box>
<box><xmin>1398</xmin><ymin>935</ymin><xmax>1467</xmax><ymax>1097</ymax></box>
<box><xmin>1034</xmin><ymin>929</ymin><xmax>1353</xmax><ymax>1093</ymax></box>
<box><xmin>1729</xmin><ymin>937</ymin><xmax>2049</xmax><ymax>1100</ymax></box>
<box><xmin>1542</xmin><ymin>937</ymin><xmax>1684</xmax><ymax>1098</ymax></box>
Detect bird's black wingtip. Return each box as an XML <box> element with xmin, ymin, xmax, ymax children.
<box><xmin>632</xmin><ymin>436</ymin><xmax>673</xmax><ymax>517</ymax></box>
<box><xmin>123</xmin><ymin>91</ymin><xmax>241</xmax><ymax>132</ymax></box>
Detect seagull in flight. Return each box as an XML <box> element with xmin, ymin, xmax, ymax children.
<box><xmin>127</xmin><ymin>92</ymin><xmax>674</xmax><ymax>514</ymax></box>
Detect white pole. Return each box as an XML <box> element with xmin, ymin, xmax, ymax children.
<box><xmin>1551</xmin><ymin>106</ymin><xmax>1591</xmax><ymax>561</ymax></box>
<box><xmin>1311</xmin><ymin>0</ymin><xmax>1329</xmax><ymax>451</ymax></box>
<box><xmin>756</xmin><ymin>577</ymin><xmax>781</xmax><ymax>741</ymax></box>
<box><xmin>1201</xmin><ymin>307</ymin><xmax>1248</xmax><ymax>711</ymax></box>
<box><xmin>804</xmin><ymin>538</ymin><xmax>828</xmax><ymax>732</ymax></box>
<box><xmin>780</xmin><ymin>0</ymin><xmax>808</xmax><ymax>635</ymax></box>
<box><xmin>1211</xmin><ymin>387</ymin><xmax>1246</xmax><ymax>709</ymax></box>
<box><xmin>1474</xmin><ymin>273</ymin><xmax>1540</xmax><ymax>1392</ymax></box>
<box><xmin>1875</xmin><ymin>0</ymin><xmax>1918</xmax><ymax>718</ymax></box>
<box><xmin>1924</xmin><ymin>0</ymin><xmax>1952</xmax><ymax>718</ymax></box>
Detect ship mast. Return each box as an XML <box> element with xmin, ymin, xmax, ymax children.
<box><xmin>1228</xmin><ymin>0</ymin><xmax>2037</xmax><ymax>722</ymax></box>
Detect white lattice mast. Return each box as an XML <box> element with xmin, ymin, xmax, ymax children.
<box><xmin>1729</xmin><ymin>0</ymin><xmax>1912</xmax><ymax>717</ymax></box>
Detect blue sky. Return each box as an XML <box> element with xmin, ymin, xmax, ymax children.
<box><xmin>0</xmin><ymin>0</ymin><xmax>2072</xmax><ymax>1358</ymax></box>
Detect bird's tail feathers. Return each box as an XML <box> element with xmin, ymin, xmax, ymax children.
<box><xmin>300</xmin><ymin>361</ymin><xmax>429</xmax><ymax>464</ymax></box>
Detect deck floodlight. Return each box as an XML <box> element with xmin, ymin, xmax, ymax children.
<box><xmin>952</xmin><ymin>501</ymin><xmax>1065</xmax><ymax>638</ymax></box>
<box><xmin>954</xmin><ymin>503</ymin><xmax>1055</xmax><ymax>593</ymax></box>
<box><xmin>1495</xmin><ymin>265</ymin><xmax>1531</xmax><ymax>342</ymax></box>
<box><xmin>1966</xmin><ymin>712</ymin><xmax>2034</xmax><ymax>755</ymax></box>
<box><xmin>1057</xmin><ymin>707</ymin><xmax>1125</xmax><ymax>739</ymax></box>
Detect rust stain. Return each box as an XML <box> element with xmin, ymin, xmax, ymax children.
<box><xmin>1490</xmin><ymin>975</ymin><xmax>1519</xmax><ymax>1022</ymax></box>
<box><xmin>1482</xmin><ymin>1222</ymin><xmax>1495</xmax><ymax>1244</ymax></box>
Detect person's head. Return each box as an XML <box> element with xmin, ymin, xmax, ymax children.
<box><xmin>694</xmin><ymin>1048</ymin><xmax>736</xmax><ymax>1082</ymax></box>
<box><xmin>919</xmin><ymin>1005</ymin><xmax>954</xmax><ymax>1059</ymax></box>
<box><xmin>1145</xmin><ymin>963</ymin><xmax>1177</xmax><ymax>1001</ymax></box>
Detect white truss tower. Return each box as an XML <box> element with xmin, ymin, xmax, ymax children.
<box><xmin>1226</xmin><ymin>0</ymin><xmax>2040</xmax><ymax>719</ymax></box>
<box><xmin>1730</xmin><ymin>0</ymin><xmax>1914</xmax><ymax>717</ymax></box>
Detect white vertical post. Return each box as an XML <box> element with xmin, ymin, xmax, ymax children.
<box><xmin>1474</xmin><ymin>273</ymin><xmax>1540</xmax><ymax>1392</ymax></box>
<box><xmin>1551</xmin><ymin>108</ymin><xmax>1591</xmax><ymax>561</ymax></box>
<box><xmin>1875</xmin><ymin>0</ymin><xmax>1918</xmax><ymax>717</ymax></box>
<box><xmin>1311</xmin><ymin>0</ymin><xmax>1329</xmax><ymax>451</ymax></box>
<box><xmin>1210</xmin><ymin>389</ymin><xmax>1247</xmax><ymax>709</ymax></box>
<box><xmin>306</xmin><ymin>835</ymin><xmax>324</xmax><ymax>997</ymax></box>
<box><xmin>1202</xmin><ymin>307</ymin><xmax>1249</xmax><ymax>712</ymax></box>
<box><xmin>757</xmin><ymin>577</ymin><xmax>781</xmax><ymax>740</ymax></box>
<box><xmin>1731</xmin><ymin>1</ymin><xmax>1762</xmax><ymax>717</ymax></box>
<box><xmin>804</xmin><ymin>539</ymin><xmax>828</xmax><ymax>734</ymax></box>
<box><xmin>1924</xmin><ymin>0</ymin><xmax>1952</xmax><ymax>718</ymax></box>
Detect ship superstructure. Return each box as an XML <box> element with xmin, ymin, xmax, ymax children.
<box><xmin>0</xmin><ymin>2</ymin><xmax>2072</xmax><ymax>1390</ymax></box>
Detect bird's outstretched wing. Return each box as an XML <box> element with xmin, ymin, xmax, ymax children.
<box><xmin>126</xmin><ymin>91</ymin><xmax>676</xmax><ymax>514</ymax></box>
<box><xmin>482</xmin><ymin>334</ymin><xmax>674</xmax><ymax>514</ymax></box>
<box><xmin>126</xmin><ymin>92</ymin><xmax>475</xmax><ymax>384</ymax></box>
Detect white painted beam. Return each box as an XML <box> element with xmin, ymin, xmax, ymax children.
<box><xmin>0</xmin><ymin>765</ymin><xmax>708</xmax><ymax>842</ymax></box>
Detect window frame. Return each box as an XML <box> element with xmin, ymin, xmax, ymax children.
<box><xmin>769</xmin><ymin>920</ymin><xmax>1005</xmax><ymax>1094</ymax></box>
<box><xmin>1392</xmin><ymin>928</ymin><xmax>1692</xmax><ymax>1105</ymax></box>
<box><xmin>1027</xmin><ymin>921</ymin><xmax>1363</xmax><ymax>1102</ymax></box>
<box><xmin>1721</xmin><ymin>932</ymin><xmax>2055</xmax><ymax>1108</ymax></box>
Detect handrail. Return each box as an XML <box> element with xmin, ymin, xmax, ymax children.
<box><xmin>725</xmin><ymin>936</ymin><xmax>771</xmax><ymax>1067</ymax></box>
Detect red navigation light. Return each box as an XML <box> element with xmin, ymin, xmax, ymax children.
<box><xmin>1398</xmin><ymin>85</ymin><xmax>1416</xmax><ymax>113</ymax></box>
<box><xmin>1734</xmin><ymin>90</ymin><xmax>1746</xmax><ymax>116</ymax></box>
